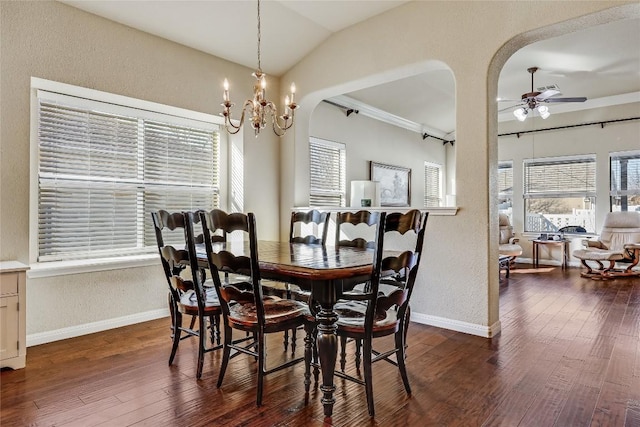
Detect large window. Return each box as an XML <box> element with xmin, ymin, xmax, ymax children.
<box><xmin>524</xmin><ymin>155</ymin><xmax>596</xmax><ymax>233</ymax></box>
<box><xmin>424</xmin><ymin>162</ymin><xmax>441</xmax><ymax>207</ymax></box>
<box><xmin>498</xmin><ymin>161</ymin><xmax>513</xmax><ymax>217</ymax></box>
<box><xmin>36</xmin><ymin>90</ymin><xmax>220</xmax><ymax>262</ymax></box>
<box><xmin>610</xmin><ymin>151</ymin><xmax>640</xmax><ymax>212</ymax></box>
<box><xmin>309</xmin><ymin>137</ymin><xmax>346</xmax><ymax>207</ymax></box>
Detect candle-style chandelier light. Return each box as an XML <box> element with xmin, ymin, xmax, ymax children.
<box><xmin>221</xmin><ymin>0</ymin><xmax>298</xmax><ymax>137</ymax></box>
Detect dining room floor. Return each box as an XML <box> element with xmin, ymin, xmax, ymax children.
<box><xmin>1</xmin><ymin>265</ymin><xmax>639</xmax><ymax>426</ymax></box>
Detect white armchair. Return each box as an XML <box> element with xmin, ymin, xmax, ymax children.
<box><xmin>573</xmin><ymin>211</ymin><xmax>640</xmax><ymax>279</ymax></box>
<box><xmin>499</xmin><ymin>213</ymin><xmax>523</xmax><ymax>262</ymax></box>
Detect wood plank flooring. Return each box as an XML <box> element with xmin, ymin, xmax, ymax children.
<box><xmin>1</xmin><ymin>265</ymin><xmax>639</xmax><ymax>426</ymax></box>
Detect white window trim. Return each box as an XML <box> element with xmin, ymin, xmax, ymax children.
<box><xmin>29</xmin><ymin>77</ymin><xmax>238</xmax><ymax>277</ymax></box>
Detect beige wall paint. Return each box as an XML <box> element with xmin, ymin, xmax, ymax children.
<box><xmin>279</xmin><ymin>1</ymin><xmax>639</xmax><ymax>333</ymax></box>
<box><xmin>0</xmin><ymin>1</ymin><xmax>280</xmax><ymax>336</ymax></box>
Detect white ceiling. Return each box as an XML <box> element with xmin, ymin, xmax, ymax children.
<box><xmin>60</xmin><ymin>1</ymin><xmax>640</xmax><ymax>135</ymax></box>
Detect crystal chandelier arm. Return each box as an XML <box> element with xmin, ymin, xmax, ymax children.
<box><xmin>222</xmin><ymin>99</ymin><xmax>255</xmax><ymax>134</ymax></box>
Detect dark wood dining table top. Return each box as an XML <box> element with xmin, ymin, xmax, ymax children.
<box><xmin>196</xmin><ymin>240</ymin><xmax>376</xmax><ymax>284</ymax></box>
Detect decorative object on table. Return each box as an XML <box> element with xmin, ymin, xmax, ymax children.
<box><xmin>221</xmin><ymin>0</ymin><xmax>298</xmax><ymax>137</ymax></box>
<box><xmin>350</xmin><ymin>180</ymin><xmax>380</xmax><ymax>208</ymax></box>
<box><xmin>369</xmin><ymin>161</ymin><xmax>411</xmax><ymax>207</ymax></box>
<box><xmin>573</xmin><ymin>211</ymin><xmax>640</xmax><ymax>279</ymax></box>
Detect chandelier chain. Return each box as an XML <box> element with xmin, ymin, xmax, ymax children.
<box><xmin>256</xmin><ymin>0</ymin><xmax>261</xmax><ymax>71</ymax></box>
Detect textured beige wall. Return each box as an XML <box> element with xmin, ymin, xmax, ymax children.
<box><xmin>280</xmin><ymin>1</ymin><xmax>639</xmax><ymax>333</ymax></box>
<box><xmin>0</xmin><ymin>1</ymin><xmax>280</xmax><ymax>336</ymax></box>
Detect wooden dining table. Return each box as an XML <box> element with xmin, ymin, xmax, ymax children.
<box><xmin>196</xmin><ymin>240</ymin><xmax>376</xmax><ymax>417</ymax></box>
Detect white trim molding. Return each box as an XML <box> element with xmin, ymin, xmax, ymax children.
<box><xmin>26</xmin><ymin>308</ymin><xmax>169</xmax><ymax>347</ymax></box>
<box><xmin>411</xmin><ymin>311</ymin><xmax>502</xmax><ymax>338</ymax></box>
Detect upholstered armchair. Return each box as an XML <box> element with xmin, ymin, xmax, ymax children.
<box><xmin>499</xmin><ymin>213</ymin><xmax>523</xmax><ymax>262</ymax></box>
<box><xmin>573</xmin><ymin>211</ymin><xmax>640</xmax><ymax>279</ymax></box>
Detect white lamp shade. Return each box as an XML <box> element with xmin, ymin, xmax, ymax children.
<box><xmin>350</xmin><ymin>181</ymin><xmax>380</xmax><ymax>207</ymax></box>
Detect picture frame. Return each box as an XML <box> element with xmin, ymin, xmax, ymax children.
<box><xmin>370</xmin><ymin>161</ymin><xmax>411</xmax><ymax>207</ymax></box>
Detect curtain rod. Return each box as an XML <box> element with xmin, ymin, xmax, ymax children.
<box><xmin>499</xmin><ymin>117</ymin><xmax>640</xmax><ymax>138</ymax></box>
<box><xmin>322</xmin><ymin>99</ymin><xmax>359</xmax><ymax>117</ymax></box>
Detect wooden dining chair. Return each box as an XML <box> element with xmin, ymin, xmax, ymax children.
<box><xmin>261</xmin><ymin>209</ymin><xmax>330</xmax><ymax>351</ymax></box>
<box><xmin>151</xmin><ymin>210</ymin><xmax>222</xmax><ymax>380</ymax></box>
<box><xmin>305</xmin><ymin>209</ymin><xmax>429</xmax><ymax>417</ymax></box>
<box><xmin>198</xmin><ymin>209</ymin><xmax>310</xmax><ymax>407</ymax></box>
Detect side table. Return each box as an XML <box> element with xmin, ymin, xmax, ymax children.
<box><xmin>532</xmin><ymin>239</ymin><xmax>570</xmax><ymax>269</ymax></box>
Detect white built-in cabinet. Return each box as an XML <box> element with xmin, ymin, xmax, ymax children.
<box><xmin>0</xmin><ymin>261</ymin><xmax>28</xmax><ymax>369</ymax></box>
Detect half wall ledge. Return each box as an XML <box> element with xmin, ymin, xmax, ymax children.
<box><xmin>292</xmin><ymin>206</ymin><xmax>459</xmax><ymax>216</ymax></box>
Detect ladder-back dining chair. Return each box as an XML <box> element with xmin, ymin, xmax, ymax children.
<box><xmin>198</xmin><ymin>209</ymin><xmax>310</xmax><ymax>406</ymax></box>
<box><xmin>151</xmin><ymin>210</ymin><xmax>222</xmax><ymax>380</ymax></box>
<box><xmin>305</xmin><ymin>209</ymin><xmax>428</xmax><ymax>417</ymax></box>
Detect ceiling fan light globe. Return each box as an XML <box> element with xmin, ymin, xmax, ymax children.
<box><xmin>514</xmin><ymin>107</ymin><xmax>528</xmax><ymax>121</ymax></box>
<box><xmin>537</xmin><ymin>105</ymin><xmax>550</xmax><ymax>119</ymax></box>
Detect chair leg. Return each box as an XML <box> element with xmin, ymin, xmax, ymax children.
<box><xmin>196</xmin><ymin>314</ymin><xmax>206</xmax><ymax>380</ymax></box>
<box><xmin>256</xmin><ymin>330</ymin><xmax>266</xmax><ymax>407</ymax></box>
<box><xmin>363</xmin><ymin>338</ymin><xmax>375</xmax><ymax>417</ymax></box>
<box><xmin>395</xmin><ymin>329</ymin><xmax>411</xmax><ymax>395</ymax></box>
<box><xmin>283</xmin><ymin>329</ymin><xmax>289</xmax><ymax>352</ymax></box>
<box><xmin>214</xmin><ymin>314</ymin><xmax>221</xmax><ymax>345</ymax></box>
<box><xmin>339</xmin><ymin>336</ymin><xmax>347</xmax><ymax>372</ymax></box>
<box><xmin>303</xmin><ymin>324</ymin><xmax>314</xmax><ymax>404</ymax></box>
<box><xmin>291</xmin><ymin>327</ymin><xmax>297</xmax><ymax>353</ymax></box>
<box><xmin>217</xmin><ymin>325</ymin><xmax>232</xmax><ymax>388</ymax></box>
<box><xmin>169</xmin><ymin>311</ymin><xmax>182</xmax><ymax>366</ymax></box>
<box><xmin>355</xmin><ymin>339</ymin><xmax>362</xmax><ymax>373</ymax></box>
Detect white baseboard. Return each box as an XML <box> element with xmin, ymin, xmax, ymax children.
<box><xmin>410</xmin><ymin>312</ymin><xmax>501</xmax><ymax>338</ymax></box>
<box><xmin>26</xmin><ymin>308</ymin><xmax>169</xmax><ymax>347</ymax></box>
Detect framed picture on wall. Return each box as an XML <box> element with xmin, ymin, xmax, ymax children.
<box><xmin>370</xmin><ymin>161</ymin><xmax>411</xmax><ymax>207</ymax></box>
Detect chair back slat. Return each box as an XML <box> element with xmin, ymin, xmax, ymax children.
<box><xmin>290</xmin><ymin>210</ymin><xmax>330</xmax><ymax>245</ymax></box>
<box><xmin>336</xmin><ymin>210</ymin><xmax>381</xmax><ymax>249</ymax></box>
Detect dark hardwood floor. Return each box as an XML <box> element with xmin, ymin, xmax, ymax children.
<box><xmin>2</xmin><ymin>265</ymin><xmax>639</xmax><ymax>426</ymax></box>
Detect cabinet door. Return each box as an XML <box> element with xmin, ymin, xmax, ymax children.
<box><xmin>0</xmin><ymin>295</ymin><xmax>19</xmax><ymax>361</ymax></box>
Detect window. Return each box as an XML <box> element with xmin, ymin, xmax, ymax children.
<box><xmin>36</xmin><ymin>89</ymin><xmax>220</xmax><ymax>262</ymax></box>
<box><xmin>309</xmin><ymin>137</ymin><xmax>346</xmax><ymax>207</ymax></box>
<box><xmin>424</xmin><ymin>162</ymin><xmax>441</xmax><ymax>207</ymax></box>
<box><xmin>610</xmin><ymin>151</ymin><xmax>640</xmax><ymax>212</ymax></box>
<box><xmin>524</xmin><ymin>155</ymin><xmax>596</xmax><ymax>233</ymax></box>
<box><xmin>498</xmin><ymin>161</ymin><xmax>513</xmax><ymax>216</ymax></box>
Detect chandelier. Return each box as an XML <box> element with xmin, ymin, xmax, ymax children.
<box><xmin>221</xmin><ymin>0</ymin><xmax>298</xmax><ymax>137</ymax></box>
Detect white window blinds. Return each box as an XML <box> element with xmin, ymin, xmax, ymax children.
<box><xmin>524</xmin><ymin>155</ymin><xmax>596</xmax><ymax>199</ymax></box>
<box><xmin>309</xmin><ymin>137</ymin><xmax>346</xmax><ymax>207</ymax></box>
<box><xmin>37</xmin><ymin>92</ymin><xmax>219</xmax><ymax>262</ymax></box>
<box><xmin>424</xmin><ymin>162</ymin><xmax>441</xmax><ymax>207</ymax></box>
<box><xmin>610</xmin><ymin>151</ymin><xmax>640</xmax><ymax>211</ymax></box>
<box><xmin>498</xmin><ymin>161</ymin><xmax>513</xmax><ymax>196</ymax></box>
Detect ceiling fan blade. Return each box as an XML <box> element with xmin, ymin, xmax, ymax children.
<box><xmin>535</xmin><ymin>89</ymin><xmax>561</xmax><ymax>100</ymax></box>
<box><xmin>497</xmin><ymin>99</ymin><xmax>522</xmax><ymax>102</ymax></box>
<box><xmin>498</xmin><ymin>104</ymin><xmax>522</xmax><ymax>113</ymax></box>
<box><xmin>543</xmin><ymin>97</ymin><xmax>587</xmax><ymax>103</ymax></box>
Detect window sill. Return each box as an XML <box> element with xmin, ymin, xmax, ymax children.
<box><xmin>27</xmin><ymin>254</ymin><xmax>159</xmax><ymax>279</ymax></box>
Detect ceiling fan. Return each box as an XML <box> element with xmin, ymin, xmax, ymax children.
<box><xmin>500</xmin><ymin>67</ymin><xmax>587</xmax><ymax>121</ymax></box>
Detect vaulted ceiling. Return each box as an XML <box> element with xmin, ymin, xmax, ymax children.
<box><xmin>60</xmin><ymin>1</ymin><xmax>640</xmax><ymax>136</ymax></box>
